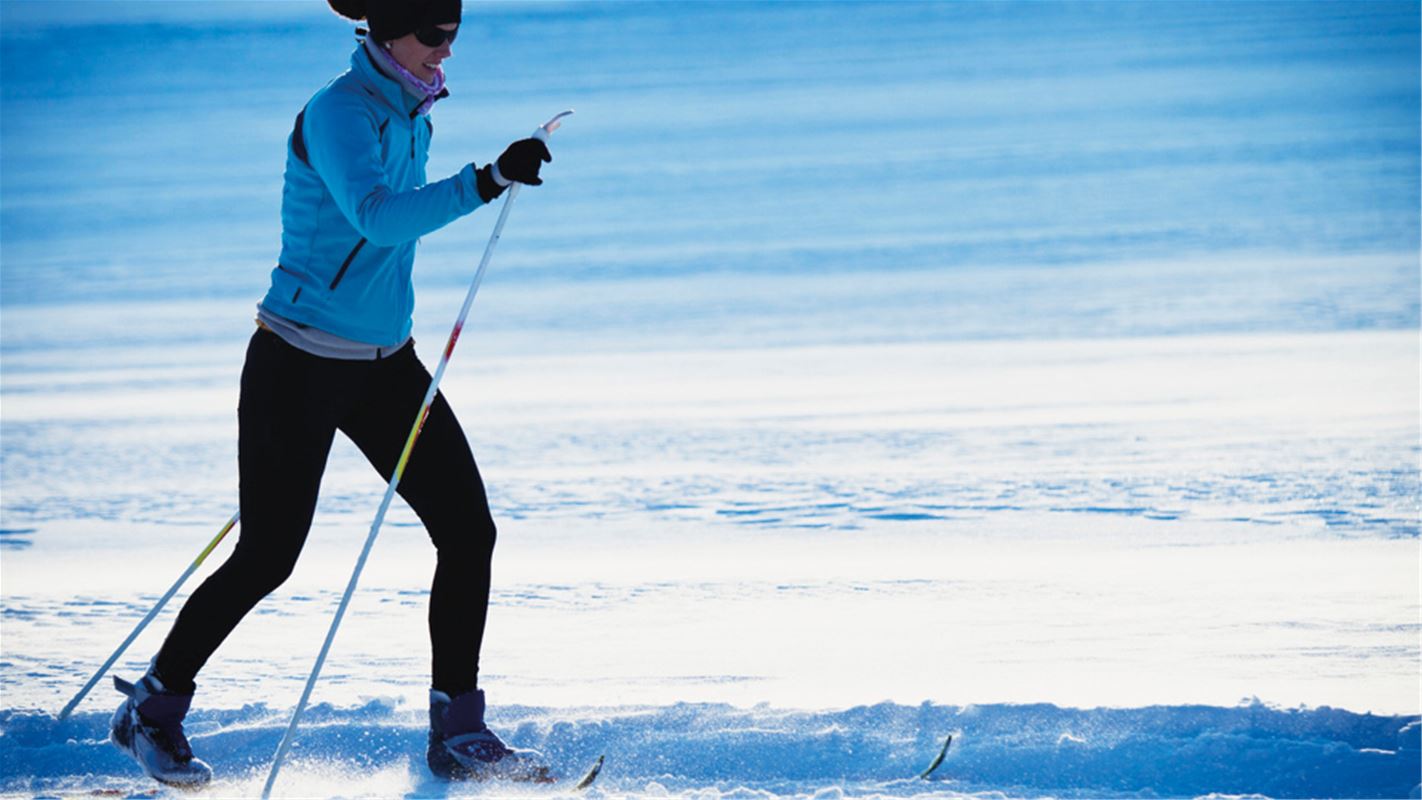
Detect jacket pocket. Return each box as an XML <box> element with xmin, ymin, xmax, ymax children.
<box><xmin>328</xmin><ymin>238</ymin><xmax>367</xmax><ymax>291</ymax></box>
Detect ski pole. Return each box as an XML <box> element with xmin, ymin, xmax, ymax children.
<box><xmin>261</xmin><ymin>110</ymin><xmax>573</xmax><ymax>799</ymax></box>
<box><xmin>57</xmin><ymin>510</ymin><xmax>241</xmax><ymax>721</ymax></box>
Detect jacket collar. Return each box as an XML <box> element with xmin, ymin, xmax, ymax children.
<box><xmin>349</xmin><ymin>44</ymin><xmax>448</xmax><ymax>119</ymax></box>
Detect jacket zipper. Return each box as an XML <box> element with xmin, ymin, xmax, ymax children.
<box><xmin>329</xmin><ymin>238</ymin><xmax>367</xmax><ymax>291</ymax></box>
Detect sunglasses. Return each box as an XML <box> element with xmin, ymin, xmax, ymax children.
<box><xmin>414</xmin><ymin>25</ymin><xmax>459</xmax><ymax>48</ymax></box>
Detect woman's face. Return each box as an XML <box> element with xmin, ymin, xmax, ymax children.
<box><xmin>385</xmin><ymin>23</ymin><xmax>458</xmax><ymax>83</ymax></box>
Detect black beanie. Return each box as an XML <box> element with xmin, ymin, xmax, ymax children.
<box><xmin>328</xmin><ymin>0</ymin><xmax>462</xmax><ymax>43</ymax></box>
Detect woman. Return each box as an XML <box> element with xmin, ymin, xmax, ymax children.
<box><xmin>109</xmin><ymin>0</ymin><xmax>551</xmax><ymax>786</ymax></box>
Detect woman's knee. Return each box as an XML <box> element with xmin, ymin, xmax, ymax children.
<box><xmin>226</xmin><ymin>540</ymin><xmax>303</xmax><ymax>596</ymax></box>
<box><xmin>431</xmin><ymin>516</ymin><xmax>496</xmax><ymax>560</ymax></box>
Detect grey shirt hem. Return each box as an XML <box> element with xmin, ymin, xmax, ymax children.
<box><xmin>256</xmin><ymin>304</ymin><xmax>410</xmax><ymax>361</ymax></box>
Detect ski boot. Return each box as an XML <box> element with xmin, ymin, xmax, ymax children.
<box><xmin>427</xmin><ymin>688</ymin><xmax>551</xmax><ymax>782</ymax></box>
<box><xmin>110</xmin><ymin>671</ymin><xmax>212</xmax><ymax>787</ymax></box>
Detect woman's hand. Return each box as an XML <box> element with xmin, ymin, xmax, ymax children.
<box><xmin>475</xmin><ymin>138</ymin><xmax>552</xmax><ymax>203</ymax></box>
<box><xmin>496</xmin><ymin>138</ymin><xmax>552</xmax><ymax>186</ymax></box>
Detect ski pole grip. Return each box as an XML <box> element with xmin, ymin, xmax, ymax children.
<box><xmin>533</xmin><ymin>109</ymin><xmax>574</xmax><ymax>143</ymax></box>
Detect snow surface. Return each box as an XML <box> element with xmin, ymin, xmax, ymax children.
<box><xmin>2</xmin><ymin>2</ymin><xmax>1420</xmax><ymax>798</ymax></box>
<box><xmin>2</xmin><ymin>700</ymin><xmax>1419</xmax><ymax>799</ymax></box>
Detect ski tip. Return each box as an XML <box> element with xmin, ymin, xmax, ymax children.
<box><xmin>113</xmin><ymin>676</ymin><xmax>136</xmax><ymax>698</ymax></box>
<box><xmin>574</xmin><ymin>754</ymin><xmax>605</xmax><ymax>790</ymax></box>
<box><xmin>918</xmin><ymin>734</ymin><xmax>953</xmax><ymax>780</ymax></box>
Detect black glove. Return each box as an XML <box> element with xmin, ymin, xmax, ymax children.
<box><xmin>475</xmin><ymin>138</ymin><xmax>552</xmax><ymax>203</ymax></box>
<box><xmin>497</xmin><ymin>137</ymin><xmax>552</xmax><ymax>186</ymax></box>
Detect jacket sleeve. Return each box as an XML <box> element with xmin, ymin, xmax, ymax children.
<box><xmin>303</xmin><ymin>89</ymin><xmax>484</xmax><ymax>248</ymax></box>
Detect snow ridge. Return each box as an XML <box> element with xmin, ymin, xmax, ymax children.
<box><xmin>2</xmin><ymin>700</ymin><xmax>1417</xmax><ymax>798</ymax></box>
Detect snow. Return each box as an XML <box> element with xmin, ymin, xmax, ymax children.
<box><xmin>3</xmin><ymin>331</ymin><xmax>1417</xmax><ymax>797</ymax></box>
<box><xmin>2</xmin><ymin>1</ymin><xmax>1419</xmax><ymax>798</ymax></box>
<box><xmin>3</xmin><ymin>700</ymin><xmax>1419</xmax><ymax>798</ymax></box>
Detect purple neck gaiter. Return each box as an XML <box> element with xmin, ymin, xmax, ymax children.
<box><xmin>364</xmin><ymin>36</ymin><xmax>447</xmax><ymax>116</ymax></box>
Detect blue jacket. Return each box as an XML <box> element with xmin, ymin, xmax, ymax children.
<box><xmin>261</xmin><ymin>47</ymin><xmax>485</xmax><ymax>346</ymax></box>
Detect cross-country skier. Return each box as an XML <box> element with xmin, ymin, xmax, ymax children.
<box><xmin>109</xmin><ymin>0</ymin><xmax>552</xmax><ymax>786</ymax></box>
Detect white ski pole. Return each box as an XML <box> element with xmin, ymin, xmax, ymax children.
<box><xmin>57</xmin><ymin>511</ymin><xmax>241</xmax><ymax>721</ymax></box>
<box><xmin>261</xmin><ymin>110</ymin><xmax>573</xmax><ymax>799</ymax></box>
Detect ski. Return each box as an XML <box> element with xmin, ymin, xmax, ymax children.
<box><xmin>426</xmin><ymin>752</ymin><xmax>603</xmax><ymax>788</ymax></box>
<box><xmin>574</xmin><ymin>754</ymin><xmax>605</xmax><ymax>790</ymax></box>
<box><xmin>918</xmin><ymin>734</ymin><xmax>952</xmax><ymax>779</ymax></box>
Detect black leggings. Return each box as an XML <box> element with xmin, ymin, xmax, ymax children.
<box><xmin>154</xmin><ymin>329</ymin><xmax>496</xmax><ymax>697</ymax></box>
